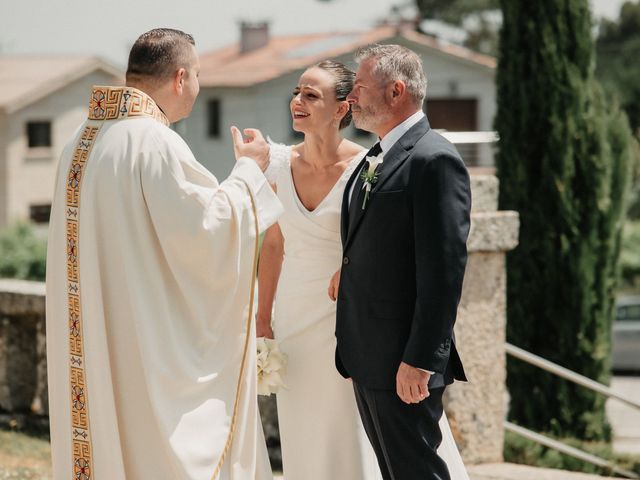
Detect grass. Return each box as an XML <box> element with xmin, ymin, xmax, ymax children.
<box><xmin>0</xmin><ymin>429</ymin><xmax>51</xmax><ymax>480</ymax></box>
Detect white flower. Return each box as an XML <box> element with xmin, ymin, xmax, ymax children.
<box><xmin>256</xmin><ymin>337</ymin><xmax>288</xmax><ymax>396</ymax></box>
<box><xmin>365</xmin><ymin>153</ymin><xmax>384</xmax><ymax>175</ymax></box>
<box><xmin>360</xmin><ymin>153</ymin><xmax>384</xmax><ymax>209</ymax></box>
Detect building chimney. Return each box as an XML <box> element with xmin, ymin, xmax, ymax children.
<box><xmin>240</xmin><ymin>21</ymin><xmax>270</xmax><ymax>54</ymax></box>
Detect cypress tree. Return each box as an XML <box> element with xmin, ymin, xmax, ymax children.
<box><xmin>495</xmin><ymin>0</ymin><xmax>636</xmax><ymax>441</ymax></box>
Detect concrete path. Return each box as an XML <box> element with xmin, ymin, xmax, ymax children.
<box><xmin>274</xmin><ymin>463</ymin><xmax>618</xmax><ymax>479</ymax></box>
<box><xmin>607</xmin><ymin>375</ymin><xmax>640</xmax><ymax>455</ymax></box>
<box><xmin>468</xmin><ymin>463</ymin><xmax>618</xmax><ymax>479</ymax></box>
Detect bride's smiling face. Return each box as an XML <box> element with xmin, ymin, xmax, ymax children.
<box><xmin>290</xmin><ymin>67</ymin><xmax>347</xmax><ymax>134</ymax></box>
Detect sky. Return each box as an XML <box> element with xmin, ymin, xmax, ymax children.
<box><xmin>0</xmin><ymin>0</ymin><xmax>630</xmax><ymax>67</ymax></box>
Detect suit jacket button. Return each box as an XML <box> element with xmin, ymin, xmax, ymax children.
<box><xmin>343</xmin><ymin>256</ymin><xmax>350</xmax><ymax>265</ymax></box>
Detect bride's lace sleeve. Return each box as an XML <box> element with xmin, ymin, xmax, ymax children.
<box><xmin>264</xmin><ymin>140</ymin><xmax>292</xmax><ymax>184</ymax></box>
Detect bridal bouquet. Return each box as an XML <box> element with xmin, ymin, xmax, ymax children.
<box><xmin>256</xmin><ymin>337</ymin><xmax>288</xmax><ymax>396</ymax></box>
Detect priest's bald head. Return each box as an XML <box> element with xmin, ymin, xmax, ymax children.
<box><xmin>126</xmin><ymin>28</ymin><xmax>200</xmax><ymax>123</ymax></box>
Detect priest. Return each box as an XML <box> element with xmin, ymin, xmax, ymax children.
<box><xmin>45</xmin><ymin>28</ymin><xmax>282</xmax><ymax>479</ymax></box>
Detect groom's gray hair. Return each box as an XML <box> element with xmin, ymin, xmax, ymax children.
<box><xmin>355</xmin><ymin>44</ymin><xmax>427</xmax><ymax>108</ymax></box>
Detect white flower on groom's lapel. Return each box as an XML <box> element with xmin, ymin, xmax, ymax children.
<box><xmin>360</xmin><ymin>153</ymin><xmax>384</xmax><ymax>210</ymax></box>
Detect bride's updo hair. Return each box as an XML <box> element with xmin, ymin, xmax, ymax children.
<box><xmin>314</xmin><ymin>60</ymin><xmax>355</xmax><ymax>130</ymax></box>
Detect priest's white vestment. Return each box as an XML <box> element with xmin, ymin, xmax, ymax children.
<box><xmin>46</xmin><ymin>86</ymin><xmax>282</xmax><ymax>480</ymax></box>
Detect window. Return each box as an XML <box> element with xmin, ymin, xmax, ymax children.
<box><xmin>424</xmin><ymin>99</ymin><xmax>477</xmax><ymax>131</ymax></box>
<box><xmin>207</xmin><ymin>99</ymin><xmax>221</xmax><ymax>138</ymax></box>
<box><xmin>30</xmin><ymin>204</ymin><xmax>51</xmax><ymax>224</ymax></box>
<box><xmin>617</xmin><ymin>305</ymin><xmax>640</xmax><ymax>322</ymax></box>
<box><xmin>27</xmin><ymin>121</ymin><xmax>52</xmax><ymax>148</ymax></box>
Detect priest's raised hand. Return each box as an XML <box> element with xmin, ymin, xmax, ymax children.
<box><xmin>231</xmin><ymin>126</ymin><xmax>271</xmax><ymax>172</ymax></box>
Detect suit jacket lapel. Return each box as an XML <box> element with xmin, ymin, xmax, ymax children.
<box><xmin>343</xmin><ymin>117</ymin><xmax>431</xmax><ymax>251</ymax></box>
<box><xmin>341</xmin><ymin>153</ymin><xmax>369</xmax><ymax>246</ymax></box>
<box><xmin>373</xmin><ymin>117</ymin><xmax>430</xmax><ymax>194</ymax></box>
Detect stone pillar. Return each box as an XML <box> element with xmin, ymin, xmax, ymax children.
<box><xmin>443</xmin><ymin>174</ymin><xmax>519</xmax><ymax>464</ymax></box>
<box><xmin>0</xmin><ymin>279</ymin><xmax>47</xmax><ymax>414</ymax></box>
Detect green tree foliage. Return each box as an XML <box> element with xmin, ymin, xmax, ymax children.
<box><xmin>597</xmin><ymin>1</ymin><xmax>640</xmax><ymax>136</ymax></box>
<box><xmin>596</xmin><ymin>2</ymin><xmax>640</xmax><ymax>291</ymax></box>
<box><xmin>495</xmin><ymin>0</ymin><xmax>636</xmax><ymax>441</ymax></box>
<box><xmin>0</xmin><ymin>223</ymin><xmax>47</xmax><ymax>281</ymax></box>
<box><xmin>415</xmin><ymin>0</ymin><xmax>498</xmax><ymax>23</ymax></box>
<box><xmin>415</xmin><ymin>0</ymin><xmax>500</xmax><ymax>55</ymax></box>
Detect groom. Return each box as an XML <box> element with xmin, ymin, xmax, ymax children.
<box><xmin>336</xmin><ymin>44</ymin><xmax>471</xmax><ymax>479</ymax></box>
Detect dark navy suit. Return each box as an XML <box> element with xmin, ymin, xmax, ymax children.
<box><xmin>336</xmin><ymin>116</ymin><xmax>471</xmax><ymax>479</ymax></box>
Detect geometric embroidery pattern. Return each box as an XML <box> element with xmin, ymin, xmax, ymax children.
<box><xmin>65</xmin><ymin>86</ymin><xmax>168</xmax><ymax>478</ymax></box>
<box><xmin>66</xmin><ymin>125</ymin><xmax>99</xmax><ymax>479</ymax></box>
<box><xmin>88</xmin><ymin>86</ymin><xmax>169</xmax><ymax>126</ymax></box>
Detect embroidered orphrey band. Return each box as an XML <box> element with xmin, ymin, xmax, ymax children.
<box><xmin>62</xmin><ymin>86</ymin><xmax>166</xmax><ymax>479</ymax></box>
<box><xmin>88</xmin><ymin>86</ymin><xmax>169</xmax><ymax>126</ymax></box>
<box><xmin>66</xmin><ymin>125</ymin><xmax>100</xmax><ymax>480</ymax></box>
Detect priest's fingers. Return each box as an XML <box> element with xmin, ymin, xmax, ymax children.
<box><xmin>230</xmin><ymin>126</ymin><xmax>244</xmax><ymax>159</ymax></box>
<box><xmin>244</xmin><ymin>128</ymin><xmax>265</xmax><ymax>144</ymax></box>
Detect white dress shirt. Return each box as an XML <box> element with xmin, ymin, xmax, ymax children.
<box><xmin>348</xmin><ymin>110</ymin><xmax>426</xmax><ymax>205</ymax></box>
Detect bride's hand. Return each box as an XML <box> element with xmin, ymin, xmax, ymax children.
<box><xmin>256</xmin><ymin>317</ymin><xmax>274</xmax><ymax>339</ymax></box>
<box><xmin>328</xmin><ymin>269</ymin><xmax>341</xmax><ymax>301</ymax></box>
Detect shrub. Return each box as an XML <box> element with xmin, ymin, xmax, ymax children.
<box><xmin>0</xmin><ymin>222</ymin><xmax>47</xmax><ymax>281</ymax></box>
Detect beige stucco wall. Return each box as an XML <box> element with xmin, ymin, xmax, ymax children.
<box><xmin>1</xmin><ymin>70</ymin><xmax>118</xmax><ymax>229</ymax></box>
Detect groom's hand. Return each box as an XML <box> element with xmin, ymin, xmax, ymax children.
<box><xmin>230</xmin><ymin>126</ymin><xmax>270</xmax><ymax>172</ymax></box>
<box><xmin>396</xmin><ymin>362</ymin><xmax>430</xmax><ymax>404</ymax></box>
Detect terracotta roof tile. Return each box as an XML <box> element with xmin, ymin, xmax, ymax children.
<box><xmin>199</xmin><ymin>25</ymin><xmax>495</xmax><ymax>88</ymax></box>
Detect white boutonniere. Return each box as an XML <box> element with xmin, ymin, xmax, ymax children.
<box><xmin>360</xmin><ymin>154</ymin><xmax>384</xmax><ymax>210</ymax></box>
<box><xmin>256</xmin><ymin>337</ymin><xmax>288</xmax><ymax>396</ymax></box>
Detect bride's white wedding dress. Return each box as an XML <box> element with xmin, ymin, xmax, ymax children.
<box><xmin>266</xmin><ymin>144</ymin><xmax>469</xmax><ymax>480</ymax></box>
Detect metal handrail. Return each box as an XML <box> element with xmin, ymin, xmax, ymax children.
<box><xmin>505</xmin><ymin>342</ymin><xmax>640</xmax><ymax>478</ymax></box>
<box><xmin>506</xmin><ymin>343</ymin><xmax>640</xmax><ymax>411</ymax></box>
<box><xmin>439</xmin><ymin>130</ymin><xmax>499</xmax><ymax>144</ymax></box>
<box><xmin>505</xmin><ymin>422</ymin><xmax>639</xmax><ymax>479</ymax></box>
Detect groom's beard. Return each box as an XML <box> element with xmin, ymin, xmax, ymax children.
<box><xmin>352</xmin><ymin>102</ymin><xmax>393</xmax><ymax>133</ymax></box>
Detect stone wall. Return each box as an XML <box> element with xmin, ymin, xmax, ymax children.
<box><xmin>444</xmin><ymin>173</ymin><xmax>519</xmax><ymax>464</ymax></box>
<box><xmin>0</xmin><ymin>279</ymin><xmax>47</xmax><ymax>414</ymax></box>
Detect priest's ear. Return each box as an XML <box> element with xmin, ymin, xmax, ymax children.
<box><xmin>174</xmin><ymin>67</ymin><xmax>187</xmax><ymax>95</ymax></box>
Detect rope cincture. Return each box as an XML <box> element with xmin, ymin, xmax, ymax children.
<box><xmin>210</xmin><ymin>183</ymin><xmax>261</xmax><ymax>480</ymax></box>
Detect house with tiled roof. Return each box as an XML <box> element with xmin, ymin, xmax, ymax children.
<box><xmin>179</xmin><ymin>22</ymin><xmax>497</xmax><ymax>179</ymax></box>
<box><xmin>0</xmin><ymin>56</ymin><xmax>121</xmax><ymax>229</ymax></box>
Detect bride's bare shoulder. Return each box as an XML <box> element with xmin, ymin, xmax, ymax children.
<box><xmin>290</xmin><ymin>142</ymin><xmax>304</xmax><ymax>158</ymax></box>
<box><xmin>341</xmin><ymin>140</ymin><xmax>367</xmax><ymax>160</ymax></box>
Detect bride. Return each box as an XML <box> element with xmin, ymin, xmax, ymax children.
<box><xmin>256</xmin><ymin>60</ymin><xmax>469</xmax><ymax>480</ymax></box>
